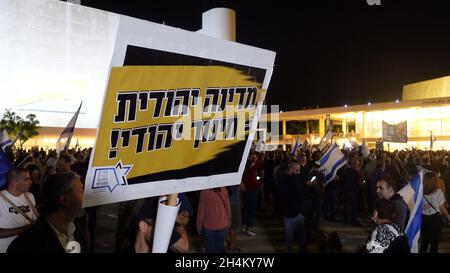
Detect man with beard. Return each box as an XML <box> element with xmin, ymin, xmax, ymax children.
<box><xmin>7</xmin><ymin>172</ymin><xmax>88</xmax><ymax>253</ymax></box>
<box><xmin>131</xmin><ymin>198</ymin><xmax>157</xmax><ymax>253</ymax></box>
<box><xmin>56</xmin><ymin>155</ymin><xmax>72</xmax><ymax>173</ymax></box>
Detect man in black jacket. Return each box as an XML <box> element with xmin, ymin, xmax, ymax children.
<box><xmin>304</xmin><ymin>161</ymin><xmax>325</xmax><ymax>233</ymax></box>
<box><xmin>7</xmin><ymin>172</ymin><xmax>88</xmax><ymax>253</ymax></box>
<box><xmin>278</xmin><ymin>162</ymin><xmax>307</xmax><ymax>253</ymax></box>
<box><xmin>376</xmin><ymin>175</ymin><xmax>409</xmax><ymax>231</ymax></box>
<box><xmin>341</xmin><ymin>159</ymin><xmax>362</xmax><ymax>226</ymax></box>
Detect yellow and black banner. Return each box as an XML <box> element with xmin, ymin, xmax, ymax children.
<box><xmin>83</xmin><ymin>20</ymin><xmax>275</xmax><ymax>208</ymax></box>
<box><xmin>92</xmin><ymin>65</ymin><xmax>264</xmax><ymax>184</ymax></box>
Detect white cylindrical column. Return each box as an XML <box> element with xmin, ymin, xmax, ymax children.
<box><xmin>197</xmin><ymin>8</ymin><xmax>236</xmax><ymax>42</ymax></box>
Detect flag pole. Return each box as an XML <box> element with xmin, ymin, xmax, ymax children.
<box><xmin>10</xmin><ymin>132</ymin><xmax>23</xmax><ymax>147</ymax></box>
<box><xmin>16</xmin><ymin>153</ymin><xmax>32</xmax><ymax>167</ymax></box>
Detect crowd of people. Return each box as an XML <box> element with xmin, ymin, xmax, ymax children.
<box><xmin>0</xmin><ymin>147</ymin><xmax>92</xmax><ymax>253</ymax></box>
<box><xmin>259</xmin><ymin>146</ymin><xmax>450</xmax><ymax>253</ymax></box>
<box><xmin>1</xmin><ymin>144</ymin><xmax>450</xmax><ymax>253</ymax></box>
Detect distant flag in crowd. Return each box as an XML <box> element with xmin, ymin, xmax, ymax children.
<box><xmin>319</xmin><ymin>143</ymin><xmax>347</xmax><ymax>185</ymax></box>
<box><xmin>291</xmin><ymin>137</ymin><xmax>302</xmax><ymax>156</ymax></box>
<box><xmin>398</xmin><ymin>171</ymin><xmax>424</xmax><ymax>253</ymax></box>
<box><xmin>325</xmin><ymin>114</ymin><xmax>331</xmax><ymax>132</ymax></box>
<box><xmin>0</xmin><ymin>128</ymin><xmax>12</xmax><ymax>151</ymax></box>
<box><xmin>254</xmin><ymin>140</ymin><xmax>263</xmax><ymax>152</ymax></box>
<box><xmin>303</xmin><ymin>138</ymin><xmax>310</xmax><ymax>151</ymax></box>
<box><xmin>0</xmin><ymin>148</ymin><xmax>11</xmax><ymax>189</ymax></box>
<box><xmin>376</xmin><ymin>139</ymin><xmax>384</xmax><ymax>153</ymax></box>
<box><xmin>318</xmin><ymin>129</ymin><xmax>333</xmax><ymax>152</ymax></box>
<box><xmin>430</xmin><ymin>131</ymin><xmax>437</xmax><ymax>151</ymax></box>
<box><xmin>362</xmin><ymin>139</ymin><xmax>370</xmax><ymax>158</ymax></box>
<box><xmin>349</xmin><ymin>139</ymin><xmax>359</xmax><ymax>149</ymax></box>
<box><xmin>344</xmin><ymin>139</ymin><xmax>359</xmax><ymax>151</ymax></box>
<box><xmin>57</xmin><ymin>102</ymin><xmax>82</xmax><ymax>154</ymax></box>
<box><xmin>255</xmin><ymin>139</ymin><xmax>277</xmax><ymax>152</ymax></box>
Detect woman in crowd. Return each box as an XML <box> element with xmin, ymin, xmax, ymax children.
<box><xmin>420</xmin><ymin>171</ymin><xmax>450</xmax><ymax>253</ymax></box>
<box><xmin>196</xmin><ymin>187</ymin><xmax>231</xmax><ymax>253</ymax></box>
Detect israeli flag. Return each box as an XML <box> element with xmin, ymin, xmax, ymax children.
<box><xmin>303</xmin><ymin>138</ymin><xmax>310</xmax><ymax>150</ymax></box>
<box><xmin>57</xmin><ymin>102</ymin><xmax>82</xmax><ymax>154</ymax></box>
<box><xmin>0</xmin><ymin>148</ymin><xmax>11</xmax><ymax>189</ymax></box>
<box><xmin>291</xmin><ymin>137</ymin><xmax>302</xmax><ymax>156</ymax></box>
<box><xmin>348</xmin><ymin>139</ymin><xmax>359</xmax><ymax>149</ymax></box>
<box><xmin>319</xmin><ymin>143</ymin><xmax>347</xmax><ymax>185</ymax></box>
<box><xmin>398</xmin><ymin>171</ymin><xmax>424</xmax><ymax>253</ymax></box>
<box><xmin>0</xmin><ymin>128</ymin><xmax>12</xmax><ymax>151</ymax></box>
<box><xmin>318</xmin><ymin>130</ymin><xmax>333</xmax><ymax>152</ymax></box>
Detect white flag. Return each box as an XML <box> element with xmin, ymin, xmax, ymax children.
<box><xmin>255</xmin><ymin>139</ymin><xmax>277</xmax><ymax>152</ymax></box>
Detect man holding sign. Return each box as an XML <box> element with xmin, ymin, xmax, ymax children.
<box><xmin>82</xmin><ymin>14</ymin><xmax>275</xmax><ymax>253</ymax></box>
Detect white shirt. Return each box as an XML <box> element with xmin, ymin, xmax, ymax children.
<box><xmin>0</xmin><ymin>190</ymin><xmax>37</xmax><ymax>253</ymax></box>
<box><xmin>422</xmin><ymin>188</ymin><xmax>446</xmax><ymax>216</ymax></box>
<box><xmin>47</xmin><ymin>221</ymin><xmax>80</xmax><ymax>253</ymax></box>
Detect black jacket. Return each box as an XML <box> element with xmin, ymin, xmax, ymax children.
<box><xmin>341</xmin><ymin>166</ymin><xmax>360</xmax><ymax>193</ymax></box>
<box><xmin>384</xmin><ymin>235</ymin><xmax>410</xmax><ymax>254</ymax></box>
<box><xmin>6</xmin><ymin>216</ymin><xmax>88</xmax><ymax>253</ymax></box>
<box><xmin>278</xmin><ymin>174</ymin><xmax>304</xmax><ymax>218</ymax></box>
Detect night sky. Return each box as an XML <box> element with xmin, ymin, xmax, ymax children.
<box><xmin>81</xmin><ymin>0</ymin><xmax>450</xmax><ymax>111</ymax></box>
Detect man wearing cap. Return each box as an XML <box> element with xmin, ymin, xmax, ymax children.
<box><xmin>131</xmin><ymin>197</ymin><xmax>157</xmax><ymax>253</ymax></box>
<box><xmin>130</xmin><ymin>194</ymin><xmax>191</xmax><ymax>253</ymax></box>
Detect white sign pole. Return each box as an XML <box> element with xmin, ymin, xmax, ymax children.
<box><xmin>152</xmin><ymin>195</ymin><xmax>180</xmax><ymax>253</ymax></box>
<box><xmin>152</xmin><ymin>8</ymin><xmax>237</xmax><ymax>253</ymax></box>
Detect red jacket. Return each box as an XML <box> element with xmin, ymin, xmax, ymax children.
<box><xmin>242</xmin><ymin>157</ymin><xmax>264</xmax><ymax>192</ymax></box>
<box><xmin>196</xmin><ymin>187</ymin><xmax>231</xmax><ymax>231</ymax></box>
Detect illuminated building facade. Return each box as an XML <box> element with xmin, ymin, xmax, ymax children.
<box><xmin>272</xmin><ymin>76</ymin><xmax>450</xmax><ymax>151</ymax></box>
